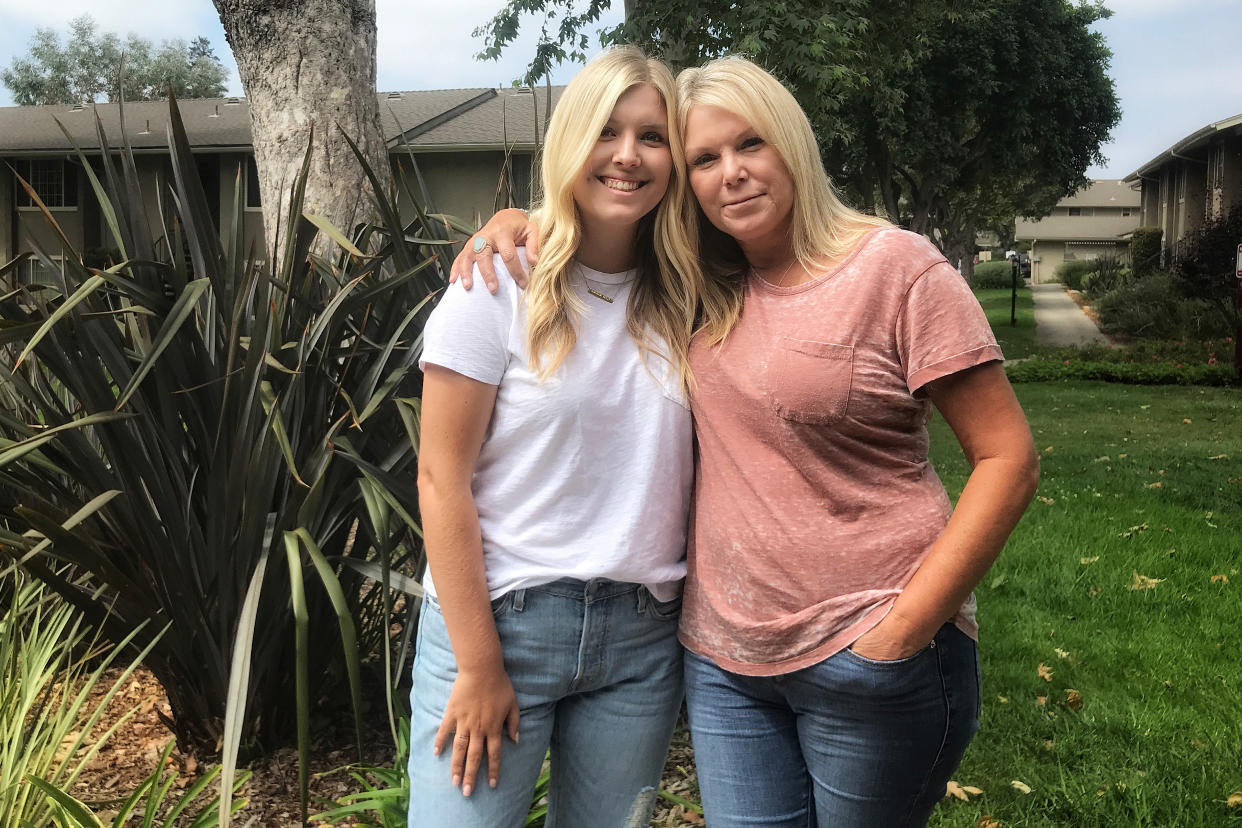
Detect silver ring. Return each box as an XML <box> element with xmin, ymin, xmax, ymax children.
<box><xmin>472</xmin><ymin>236</ymin><xmax>492</xmax><ymax>254</ymax></box>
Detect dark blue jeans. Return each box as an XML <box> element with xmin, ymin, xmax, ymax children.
<box><xmin>684</xmin><ymin>622</ymin><xmax>980</xmax><ymax>827</ymax></box>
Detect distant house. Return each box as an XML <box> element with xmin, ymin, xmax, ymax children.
<box><xmin>1122</xmin><ymin>113</ymin><xmax>1242</xmax><ymax>262</ymax></box>
<box><xmin>0</xmin><ymin>87</ymin><xmax>563</xmax><ymax>279</ymax></box>
<box><xmin>1014</xmin><ymin>179</ymin><xmax>1141</xmax><ymax>284</ymax></box>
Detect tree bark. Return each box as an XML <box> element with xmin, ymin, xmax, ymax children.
<box><xmin>212</xmin><ymin>0</ymin><xmax>390</xmax><ymax>262</ymax></box>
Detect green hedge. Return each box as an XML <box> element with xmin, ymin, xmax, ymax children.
<box><xmin>1053</xmin><ymin>259</ymin><xmax>1098</xmax><ymax>290</ymax></box>
<box><xmin>1095</xmin><ymin>272</ymin><xmax>1230</xmax><ymax>339</ymax></box>
<box><xmin>1129</xmin><ymin>226</ymin><xmax>1162</xmax><ymax>277</ymax></box>
<box><xmin>1006</xmin><ymin>358</ymin><xmax>1237</xmax><ymax>386</ymax></box>
<box><xmin>968</xmin><ymin>260</ymin><xmax>1015</xmax><ymax>289</ymax></box>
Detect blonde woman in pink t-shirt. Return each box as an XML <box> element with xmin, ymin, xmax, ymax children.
<box><xmin>456</xmin><ymin>56</ymin><xmax>1039</xmax><ymax>828</ymax></box>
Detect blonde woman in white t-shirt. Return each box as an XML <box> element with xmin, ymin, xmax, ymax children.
<box><xmin>407</xmin><ymin>47</ymin><xmax>706</xmax><ymax>828</ymax></box>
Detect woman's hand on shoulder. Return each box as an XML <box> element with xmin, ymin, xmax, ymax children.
<box><xmin>451</xmin><ymin>208</ymin><xmax>542</xmax><ymax>294</ymax></box>
<box><xmin>433</xmin><ymin>664</ymin><xmax>521</xmax><ymax>796</ymax></box>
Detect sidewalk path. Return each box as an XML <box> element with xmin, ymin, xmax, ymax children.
<box><xmin>1031</xmin><ymin>283</ymin><xmax>1110</xmax><ymax>347</ymax></box>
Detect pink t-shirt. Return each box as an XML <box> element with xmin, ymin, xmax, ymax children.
<box><xmin>680</xmin><ymin>227</ymin><xmax>1004</xmax><ymax>676</ymax></box>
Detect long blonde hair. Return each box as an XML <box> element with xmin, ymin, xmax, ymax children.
<box><xmin>525</xmin><ymin>47</ymin><xmax>702</xmax><ymax>386</ymax></box>
<box><xmin>677</xmin><ymin>56</ymin><xmax>890</xmax><ymax>344</ymax></box>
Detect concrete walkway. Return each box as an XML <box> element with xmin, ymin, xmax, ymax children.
<box><xmin>1031</xmin><ymin>283</ymin><xmax>1110</xmax><ymax>347</ymax></box>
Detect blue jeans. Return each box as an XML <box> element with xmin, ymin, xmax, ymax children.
<box><xmin>406</xmin><ymin>578</ymin><xmax>684</xmax><ymax>828</ymax></box>
<box><xmin>685</xmin><ymin>622</ymin><xmax>980</xmax><ymax>828</ymax></box>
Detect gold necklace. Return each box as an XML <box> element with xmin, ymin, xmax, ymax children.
<box><xmin>578</xmin><ymin>269</ymin><xmax>616</xmax><ymax>303</ymax></box>
<box><xmin>752</xmin><ymin>257</ymin><xmax>799</xmax><ymax>287</ymax></box>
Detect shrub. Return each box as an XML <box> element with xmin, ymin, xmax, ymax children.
<box><xmin>0</xmin><ymin>568</ymin><xmax>153</xmax><ymax>827</ymax></box>
<box><xmin>1081</xmin><ymin>254</ymin><xmax>1128</xmax><ymax>297</ymax></box>
<box><xmin>1005</xmin><ymin>357</ymin><xmax>1236</xmax><ymax>386</ymax></box>
<box><xmin>968</xmin><ymin>260</ymin><xmax>1015</xmax><ymax>289</ymax></box>
<box><xmin>1129</xmin><ymin>227</ymin><xmax>1162</xmax><ymax>277</ymax></box>
<box><xmin>1170</xmin><ymin>202</ymin><xmax>1241</xmax><ymax>329</ymax></box>
<box><xmin>1094</xmin><ymin>272</ymin><xmax>1230</xmax><ymax>340</ymax></box>
<box><xmin>1</xmin><ymin>93</ymin><xmax>452</xmax><ymax>796</ymax></box>
<box><xmin>1054</xmin><ymin>259</ymin><xmax>1097</xmax><ymax>290</ymax></box>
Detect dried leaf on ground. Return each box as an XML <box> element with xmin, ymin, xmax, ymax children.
<box><xmin>1055</xmin><ymin>648</ymin><xmax>1071</xmax><ymax>660</ymax></box>
<box><xmin>1038</xmin><ymin>663</ymin><xmax>1053</xmax><ymax>682</ymax></box>
<box><xmin>1145</xmin><ymin>481</ymin><xmax>1163</xmax><ymax>489</ymax></box>
<box><xmin>1037</xmin><ymin>496</ymin><xmax>1055</xmax><ymax>505</ymax></box>
<box><xmin>1207</xmin><ymin>454</ymin><xmax>1228</xmax><ymax>460</ymax></box>
<box><xmin>1227</xmin><ymin>792</ymin><xmax>1242</xmax><ymax>808</ymax></box>
<box><xmin>1065</xmin><ymin>689</ymin><xmax>1083</xmax><ymax>710</ymax></box>
<box><xmin>1210</xmin><ymin>574</ymin><xmax>1229</xmax><ymax>583</ymax></box>
<box><xmin>1080</xmin><ymin>556</ymin><xmax>1100</xmax><ymax>564</ymax></box>
<box><xmin>1035</xmin><ymin>695</ymin><xmax>1047</xmax><ymax>706</ymax></box>
<box><xmin>1182</xmin><ymin>418</ymin><xmax>1192</xmax><ymax>424</ymax></box>
<box><xmin>1011</xmin><ymin>780</ymin><xmax>1032</xmax><ymax>794</ymax></box>
<box><xmin>976</xmin><ymin>817</ymin><xmax>1002</xmax><ymax>828</ymax></box>
<box><xmin>1120</xmin><ymin>522</ymin><xmax>1149</xmax><ymax>538</ymax></box>
<box><xmin>945</xmin><ymin>780</ymin><xmax>984</xmax><ymax>801</ymax></box>
<box><xmin>1129</xmin><ymin>571</ymin><xmax>1164</xmax><ymax>590</ymax></box>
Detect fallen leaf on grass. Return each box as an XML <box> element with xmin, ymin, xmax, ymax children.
<box><xmin>1089</xmin><ymin>587</ymin><xmax>1103</xmax><ymax>597</ymax></box>
<box><xmin>1043</xmin><ymin>445</ymin><xmax>1054</xmax><ymax>453</ymax></box>
<box><xmin>976</xmin><ymin>818</ymin><xmax>1002</xmax><ymax>828</ymax></box>
<box><xmin>1129</xmin><ymin>571</ymin><xmax>1164</xmax><ymax>590</ymax></box>
<box><xmin>1145</xmin><ymin>481</ymin><xmax>1163</xmax><ymax>489</ymax></box>
<box><xmin>1211</xmin><ymin>574</ymin><xmax>1229</xmax><ymax>584</ymax></box>
<box><xmin>1037</xmin><ymin>495</ymin><xmax>1055</xmax><ymax>505</ymax></box>
<box><xmin>1080</xmin><ymin>556</ymin><xmax>1100</xmax><ymax>564</ymax></box>
<box><xmin>1055</xmin><ymin>648</ymin><xmax>1071</xmax><ymax>660</ymax></box>
<box><xmin>1227</xmin><ymin>792</ymin><xmax>1242</xmax><ymax>808</ymax></box>
<box><xmin>1038</xmin><ymin>663</ymin><xmax>1053</xmax><ymax>682</ymax></box>
<box><xmin>1065</xmin><ymin>689</ymin><xmax>1083</xmax><ymax>710</ymax></box>
<box><xmin>1094</xmin><ymin>455</ymin><xmax>1111</xmax><ymax>462</ymax></box>
<box><xmin>945</xmin><ymin>780</ymin><xmax>984</xmax><ymax>801</ymax></box>
<box><xmin>1182</xmin><ymin>418</ymin><xmax>1192</xmax><ymax>424</ymax></box>
<box><xmin>1120</xmin><ymin>522</ymin><xmax>1149</xmax><ymax>538</ymax></box>
<box><xmin>1011</xmin><ymin>780</ymin><xmax>1032</xmax><ymax>794</ymax></box>
<box><xmin>997</xmin><ymin>695</ymin><xmax>1009</xmax><ymax>703</ymax></box>
<box><xmin>1035</xmin><ymin>695</ymin><xmax>1047</xmax><ymax>706</ymax></box>
<box><xmin>1207</xmin><ymin>454</ymin><xmax>1228</xmax><ymax>460</ymax></box>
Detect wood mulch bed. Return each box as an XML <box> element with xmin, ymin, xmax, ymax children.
<box><xmin>69</xmin><ymin>668</ymin><xmax>703</xmax><ymax>826</ymax></box>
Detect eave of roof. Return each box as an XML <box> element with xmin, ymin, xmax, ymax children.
<box><xmin>1124</xmin><ymin>113</ymin><xmax>1242</xmax><ymax>181</ymax></box>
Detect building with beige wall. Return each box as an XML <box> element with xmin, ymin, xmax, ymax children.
<box><xmin>1123</xmin><ymin>113</ymin><xmax>1242</xmax><ymax>262</ymax></box>
<box><xmin>1014</xmin><ymin>179</ymin><xmax>1141</xmax><ymax>284</ymax></box>
<box><xmin>1</xmin><ymin>87</ymin><xmax>563</xmax><ymax>282</ymax></box>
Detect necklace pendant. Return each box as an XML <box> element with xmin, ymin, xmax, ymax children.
<box><xmin>587</xmin><ymin>287</ymin><xmax>615</xmax><ymax>303</ymax></box>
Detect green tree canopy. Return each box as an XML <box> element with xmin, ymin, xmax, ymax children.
<box><xmin>476</xmin><ymin>0</ymin><xmax>1120</xmax><ymax>269</ymax></box>
<box><xmin>2</xmin><ymin>15</ymin><xmax>229</xmax><ymax>105</ymax></box>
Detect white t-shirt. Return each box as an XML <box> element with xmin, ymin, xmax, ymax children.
<box><xmin>419</xmin><ymin>253</ymin><xmax>693</xmax><ymax>602</ymax></box>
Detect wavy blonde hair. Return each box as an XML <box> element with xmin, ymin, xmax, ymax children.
<box><xmin>677</xmin><ymin>56</ymin><xmax>890</xmax><ymax>344</ymax></box>
<box><xmin>525</xmin><ymin>47</ymin><xmax>702</xmax><ymax>387</ymax></box>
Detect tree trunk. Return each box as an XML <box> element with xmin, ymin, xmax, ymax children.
<box><xmin>212</xmin><ymin>0</ymin><xmax>390</xmax><ymax>263</ymax></box>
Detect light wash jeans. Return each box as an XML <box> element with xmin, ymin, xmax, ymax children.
<box><xmin>406</xmin><ymin>578</ymin><xmax>684</xmax><ymax>828</ymax></box>
<box><xmin>685</xmin><ymin>622</ymin><xmax>981</xmax><ymax>828</ymax></box>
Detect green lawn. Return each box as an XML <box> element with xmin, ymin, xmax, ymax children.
<box><xmin>974</xmin><ymin>287</ymin><xmax>1040</xmax><ymax>360</ymax></box>
<box><xmin>928</xmin><ymin>382</ymin><xmax>1242</xmax><ymax>827</ymax></box>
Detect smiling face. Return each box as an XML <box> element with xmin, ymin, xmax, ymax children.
<box><xmin>683</xmin><ymin>104</ymin><xmax>795</xmax><ymax>259</ymax></box>
<box><xmin>570</xmin><ymin>83</ymin><xmax>673</xmax><ymax>249</ymax></box>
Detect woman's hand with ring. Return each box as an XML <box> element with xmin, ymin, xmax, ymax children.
<box><xmin>450</xmin><ymin>208</ymin><xmax>543</xmax><ymax>293</ymax></box>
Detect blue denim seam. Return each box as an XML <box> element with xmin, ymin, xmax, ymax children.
<box><xmin>895</xmin><ymin>625</ymin><xmax>954</xmax><ymax>827</ymax></box>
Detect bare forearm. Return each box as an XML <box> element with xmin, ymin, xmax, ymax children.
<box><xmin>420</xmin><ymin>482</ymin><xmax>504</xmax><ymax>672</ymax></box>
<box><xmin>887</xmin><ymin>453</ymin><xmax>1039</xmax><ymax>642</ymax></box>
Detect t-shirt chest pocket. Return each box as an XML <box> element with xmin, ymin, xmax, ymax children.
<box><xmin>766</xmin><ymin>337</ymin><xmax>854</xmax><ymax>425</ymax></box>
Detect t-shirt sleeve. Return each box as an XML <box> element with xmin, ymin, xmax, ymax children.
<box><xmin>897</xmin><ymin>261</ymin><xmax>1004</xmax><ymax>396</ymax></box>
<box><xmin>418</xmin><ymin>258</ymin><xmax>519</xmax><ymax>385</ymax></box>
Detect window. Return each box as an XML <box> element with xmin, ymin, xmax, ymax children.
<box><xmin>245</xmin><ymin>156</ymin><xmax>262</xmax><ymax>208</ymax></box>
<box><xmin>1121</xmin><ymin>207</ymin><xmax>1134</xmax><ymax>217</ymax></box>
<box><xmin>24</xmin><ymin>255</ymin><xmax>63</xmax><ymax>283</ymax></box>
<box><xmin>13</xmin><ymin>159</ymin><xmax>78</xmax><ymax>208</ymax></box>
<box><xmin>1068</xmin><ymin>207</ymin><xmax>1094</xmax><ymax>217</ymax></box>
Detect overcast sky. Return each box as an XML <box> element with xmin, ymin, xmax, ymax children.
<box><xmin>1</xmin><ymin>0</ymin><xmax>1239</xmax><ymax>179</ymax></box>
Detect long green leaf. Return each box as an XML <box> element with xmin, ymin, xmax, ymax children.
<box><xmin>114</xmin><ymin>278</ymin><xmax>210</xmax><ymax>409</ymax></box>
<box><xmin>13</xmin><ymin>274</ymin><xmax>106</xmax><ymax>367</ymax></box>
